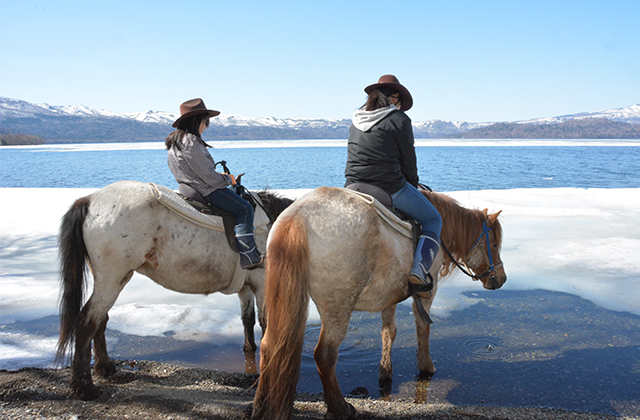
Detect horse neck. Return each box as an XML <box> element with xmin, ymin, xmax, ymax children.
<box><xmin>427</xmin><ymin>192</ymin><xmax>486</xmax><ymax>265</ymax></box>
<box><xmin>258</xmin><ymin>191</ymin><xmax>294</xmax><ymax>221</ymax></box>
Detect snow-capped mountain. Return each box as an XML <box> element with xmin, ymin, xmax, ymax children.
<box><xmin>1</xmin><ymin>96</ymin><xmax>639</xmax><ymax>142</ymax></box>
<box><xmin>0</xmin><ymin>97</ymin><xmax>349</xmax><ymax>130</ymax></box>
<box><xmin>517</xmin><ymin>104</ymin><xmax>640</xmax><ymax>125</ymax></box>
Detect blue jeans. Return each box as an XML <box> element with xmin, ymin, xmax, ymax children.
<box><xmin>391</xmin><ymin>182</ymin><xmax>442</xmax><ymax>240</ymax></box>
<box><xmin>205</xmin><ymin>187</ymin><xmax>255</xmax><ymax>235</ymax></box>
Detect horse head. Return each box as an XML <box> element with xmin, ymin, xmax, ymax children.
<box><xmin>465</xmin><ymin>209</ymin><xmax>507</xmax><ymax>290</ymax></box>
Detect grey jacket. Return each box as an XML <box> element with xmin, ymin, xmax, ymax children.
<box><xmin>167</xmin><ymin>133</ymin><xmax>232</xmax><ymax>197</ymax></box>
<box><xmin>345</xmin><ymin>109</ymin><xmax>418</xmax><ymax>195</ymax></box>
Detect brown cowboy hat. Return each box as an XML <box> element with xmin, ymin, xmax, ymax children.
<box><xmin>172</xmin><ymin>98</ymin><xmax>220</xmax><ymax>127</ymax></box>
<box><xmin>364</xmin><ymin>74</ymin><xmax>413</xmax><ymax>111</ymax></box>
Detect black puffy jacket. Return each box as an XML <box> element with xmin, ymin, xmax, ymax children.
<box><xmin>345</xmin><ymin>109</ymin><xmax>418</xmax><ymax>195</ymax></box>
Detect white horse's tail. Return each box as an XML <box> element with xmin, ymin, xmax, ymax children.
<box><xmin>55</xmin><ymin>195</ymin><xmax>91</xmax><ymax>364</ymax></box>
<box><xmin>252</xmin><ymin>213</ymin><xmax>309</xmax><ymax>420</ymax></box>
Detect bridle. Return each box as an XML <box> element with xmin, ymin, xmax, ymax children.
<box><xmin>441</xmin><ymin>218</ymin><xmax>503</xmax><ymax>282</ymax></box>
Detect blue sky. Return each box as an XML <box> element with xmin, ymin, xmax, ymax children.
<box><xmin>1</xmin><ymin>0</ymin><xmax>638</xmax><ymax>122</ymax></box>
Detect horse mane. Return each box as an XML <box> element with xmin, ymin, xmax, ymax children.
<box><xmin>257</xmin><ymin>190</ymin><xmax>294</xmax><ymax>222</ymax></box>
<box><xmin>422</xmin><ymin>190</ymin><xmax>503</xmax><ymax>278</ymax></box>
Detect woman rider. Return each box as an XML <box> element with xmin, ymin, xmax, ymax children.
<box><xmin>345</xmin><ymin>75</ymin><xmax>442</xmax><ymax>297</ymax></box>
<box><xmin>165</xmin><ymin>98</ymin><xmax>263</xmax><ymax>269</ymax></box>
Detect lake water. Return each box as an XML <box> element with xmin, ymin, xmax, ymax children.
<box><xmin>1</xmin><ymin>139</ymin><xmax>639</xmax><ymax>417</ymax></box>
<box><xmin>2</xmin><ymin>139</ymin><xmax>640</xmax><ymax>190</ymax></box>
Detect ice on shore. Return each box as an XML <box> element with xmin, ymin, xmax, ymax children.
<box><xmin>1</xmin><ymin>187</ymin><xmax>639</xmax><ymax>370</ymax></box>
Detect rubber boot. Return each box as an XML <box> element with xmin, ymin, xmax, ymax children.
<box><xmin>236</xmin><ymin>233</ymin><xmax>263</xmax><ymax>270</ymax></box>
<box><xmin>408</xmin><ymin>234</ymin><xmax>440</xmax><ymax>299</ymax></box>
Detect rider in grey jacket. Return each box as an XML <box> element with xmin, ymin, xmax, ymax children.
<box><xmin>166</xmin><ymin>98</ymin><xmax>263</xmax><ymax>270</ymax></box>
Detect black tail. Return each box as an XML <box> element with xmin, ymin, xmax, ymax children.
<box><xmin>55</xmin><ymin>195</ymin><xmax>91</xmax><ymax>365</ymax></box>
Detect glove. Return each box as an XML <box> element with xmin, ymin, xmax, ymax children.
<box><xmin>223</xmin><ymin>173</ymin><xmax>236</xmax><ymax>186</ymax></box>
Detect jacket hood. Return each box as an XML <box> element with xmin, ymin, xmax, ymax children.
<box><xmin>352</xmin><ymin>105</ymin><xmax>398</xmax><ymax>132</ymax></box>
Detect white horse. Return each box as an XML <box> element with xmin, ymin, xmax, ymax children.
<box><xmin>252</xmin><ymin>186</ymin><xmax>506</xmax><ymax>420</ymax></box>
<box><xmin>56</xmin><ymin>180</ymin><xmax>292</xmax><ymax>400</ymax></box>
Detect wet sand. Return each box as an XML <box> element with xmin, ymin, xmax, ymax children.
<box><xmin>3</xmin><ymin>289</ymin><xmax>640</xmax><ymax>418</ymax></box>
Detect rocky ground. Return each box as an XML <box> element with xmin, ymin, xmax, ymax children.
<box><xmin>1</xmin><ymin>360</ymin><xmax>634</xmax><ymax>420</ymax></box>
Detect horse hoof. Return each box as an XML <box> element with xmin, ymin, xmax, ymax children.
<box><xmin>74</xmin><ymin>383</ymin><xmax>101</xmax><ymax>401</ymax></box>
<box><xmin>243</xmin><ymin>342</ymin><xmax>257</xmax><ymax>353</ymax></box>
<box><xmin>94</xmin><ymin>361</ymin><xmax>117</xmax><ymax>377</ymax></box>
<box><xmin>378</xmin><ymin>377</ymin><xmax>392</xmax><ymax>398</ymax></box>
<box><xmin>325</xmin><ymin>402</ymin><xmax>357</xmax><ymax>420</ymax></box>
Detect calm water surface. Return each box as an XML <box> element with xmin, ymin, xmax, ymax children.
<box><xmin>1</xmin><ymin>143</ymin><xmax>640</xmax><ymax>190</ymax></box>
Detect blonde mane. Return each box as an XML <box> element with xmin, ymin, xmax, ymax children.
<box><xmin>422</xmin><ymin>190</ymin><xmax>503</xmax><ymax>277</ymax></box>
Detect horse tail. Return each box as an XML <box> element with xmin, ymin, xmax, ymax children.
<box><xmin>252</xmin><ymin>213</ymin><xmax>309</xmax><ymax>420</ymax></box>
<box><xmin>55</xmin><ymin>195</ymin><xmax>91</xmax><ymax>365</ymax></box>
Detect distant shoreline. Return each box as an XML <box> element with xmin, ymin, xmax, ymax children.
<box><xmin>3</xmin><ymin>138</ymin><xmax>640</xmax><ymax>149</ymax></box>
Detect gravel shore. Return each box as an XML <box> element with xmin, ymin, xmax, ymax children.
<box><xmin>1</xmin><ymin>360</ymin><xmax>635</xmax><ymax>420</ymax></box>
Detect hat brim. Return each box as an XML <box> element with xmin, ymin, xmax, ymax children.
<box><xmin>172</xmin><ymin>109</ymin><xmax>220</xmax><ymax>127</ymax></box>
<box><xmin>364</xmin><ymin>82</ymin><xmax>413</xmax><ymax>111</ymax></box>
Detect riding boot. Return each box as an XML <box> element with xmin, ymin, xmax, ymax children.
<box><xmin>235</xmin><ymin>232</ymin><xmax>263</xmax><ymax>270</ymax></box>
<box><xmin>408</xmin><ymin>234</ymin><xmax>440</xmax><ymax>299</ymax></box>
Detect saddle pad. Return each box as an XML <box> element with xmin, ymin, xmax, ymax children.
<box><xmin>343</xmin><ymin>189</ymin><xmax>412</xmax><ymax>238</ymax></box>
<box><xmin>149</xmin><ymin>183</ymin><xmax>225</xmax><ymax>232</ymax></box>
<box><xmin>149</xmin><ymin>183</ymin><xmax>271</xmax><ymax>233</ymax></box>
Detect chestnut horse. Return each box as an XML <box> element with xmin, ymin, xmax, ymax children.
<box><xmin>56</xmin><ymin>180</ymin><xmax>292</xmax><ymax>400</ymax></box>
<box><xmin>252</xmin><ymin>186</ymin><xmax>506</xmax><ymax>420</ymax></box>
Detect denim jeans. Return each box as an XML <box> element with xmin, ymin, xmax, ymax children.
<box><xmin>205</xmin><ymin>187</ymin><xmax>255</xmax><ymax>235</ymax></box>
<box><xmin>391</xmin><ymin>182</ymin><xmax>442</xmax><ymax>240</ymax></box>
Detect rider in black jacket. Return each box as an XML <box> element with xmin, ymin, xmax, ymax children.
<box><xmin>345</xmin><ymin>75</ymin><xmax>442</xmax><ymax>298</ymax></box>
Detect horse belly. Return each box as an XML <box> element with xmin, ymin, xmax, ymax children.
<box><xmin>136</xmin><ymin>219</ymin><xmax>240</xmax><ymax>295</ymax></box>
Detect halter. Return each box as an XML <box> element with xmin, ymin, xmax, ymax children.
<box><xmin>442</xmin><ymin>219</ymin><xmax>503</xmax><ymax>281</ymax></box>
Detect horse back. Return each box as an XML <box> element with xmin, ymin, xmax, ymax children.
<box><xmin>273</xmin><ymin>187</ymin><xmax>412</xmax><ymax>311</ymax></box>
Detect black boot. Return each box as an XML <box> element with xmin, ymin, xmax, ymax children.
<box><xmin>408</xmin><ymin>234</ymin><xmax>440</xmax><ymax>299</ymax></box>
<box><xmin>236</xmin><ymin>233</ymin><xmax>263</xmax><ymax>270</ymax></box>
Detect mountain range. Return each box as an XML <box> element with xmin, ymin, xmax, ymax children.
<box><xmin>1</xmin><ymin>96</ymin><xmax>639</xmax><ymax>143</ymax></box>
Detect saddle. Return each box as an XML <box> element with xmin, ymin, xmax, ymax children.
<box><xmin>149</xmin><ymin>183</ymin><xmax>266</xmax><ymax>255</ymax></box>
<box><xmin>345</xmin><ymin>183</ymin><xmax>421</xmax><ymax>248</ymax></box>
<box><xmin>177</xmin><ymin>184</ymin><xmax>241</xmax><ymax>253</ymax></box>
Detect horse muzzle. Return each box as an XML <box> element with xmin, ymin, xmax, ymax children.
<box><xmin>485</xmin><ymin>270</ymin><xmax>507</xmax><ymax>290</ymax></box>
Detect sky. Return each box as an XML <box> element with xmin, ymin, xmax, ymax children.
<box><xmin>1</xmin><ymin>0</ymin><xmax>639</xmax><ymax>122</ymax></box>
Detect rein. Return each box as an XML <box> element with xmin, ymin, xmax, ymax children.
<box><xmin>217</xmin><ymin>160</ymin><xmax>273</xmax><ymax>223</ymax></box>
<box><xmin>441</xmin><ymin>219</ymin><xmax>502</xmax><ymax>281</ymax></box>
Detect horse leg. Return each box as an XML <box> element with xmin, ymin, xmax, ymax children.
<box><xmin>238</xmin><ymin>285</ymin><xmax>257</xmax><ymax>352</ymax></box>
<box><xmin>253</xmin><ymin>284</ymin><xmax>266</xmax><ymax>338</ymax></box>
<box><xmin>314</xmin><ymin>313</ymin><xmax>358</xmax><ymax>420</ymax></box>
<box><xmin>70</xmin><ymin>298</ymin><xmax>101</xmax><ymax>401</ymax></box>
<box><xmin>93</xmin><ymin>315</ymin><xmax>116</xmax><ymax>377</ymax></box>
<box><xmin>413</xmin><ymin>296</ymin><xmax>436</xmax><ymax>377</ymax></box>
<box><xmin>379</xmin><ymin>305</ymin><xmax>397</xmax><ymax>391</ymax></box>
<box><xmin>71</xmin><ymin>270</ymin><xmax>132</xmax><ymax>400</ymax></box>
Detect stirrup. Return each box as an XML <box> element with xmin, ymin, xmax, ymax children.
<box><xmin>408</xmin><ymin>272</ymin><xmax>434</xmax><ymax>299</ymax></box>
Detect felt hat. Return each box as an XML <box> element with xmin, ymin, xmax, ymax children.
<box><xmin>364</xmin><ymin>74</ymin><xmax>413</xmax><ymax>111</ymax></box>
<box><xmin>172</xmin><ymin>98</ymin><xmax>220</xmax><ymax>128</ymax></box>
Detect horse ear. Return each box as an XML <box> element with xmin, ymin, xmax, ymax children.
<box><xmin>488</xmin><ymin>210</ymin><xmax>502</xmax><ymax>226</ymax></box>
<box><xmin>482</xmin><ymin>208</ymin><xmax>488</xmax><ymax>217</ymax></box>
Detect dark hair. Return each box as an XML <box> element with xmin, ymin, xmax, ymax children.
<box><xmin>165</xmin><ymin>113</ymin><xmax>211</xmax><ymax>150</ymax></box>
<box><xmin>363</xmin><ymin>87</ymin><xmax>399</xmax><ymax>111</ymax></box>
